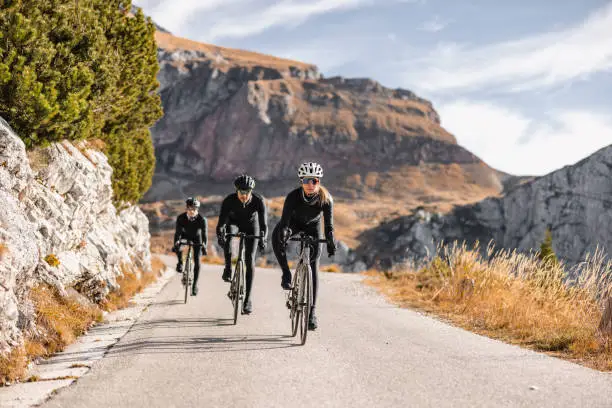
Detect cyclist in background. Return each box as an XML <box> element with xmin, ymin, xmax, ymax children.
<box><xmin>272</xmin><ymin>162</ymin><xmax>336</xmax><ymax>330</ymax></box>
<box><xmin>216</xmin><ymin>175</ymin><xmax>268</xmax><ymax>314</ymax></box>
<box><xmin>173</xmin><ymin>197</ymin><xmax>208</xmax><ymax>296</ymax></box>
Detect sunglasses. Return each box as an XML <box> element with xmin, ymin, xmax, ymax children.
<box><xmin>301</xmin><ymin>177</ymin><xmax>320</xmax><ymax>185</ymax></box>
<box><xmin>237</xmin><ymin>189</ymin><xmax>252</xmax><ymax>195</ymax></box>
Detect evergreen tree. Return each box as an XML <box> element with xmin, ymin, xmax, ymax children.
<box><xmin>0</xmin><ymin>0</ymin><xmax>162</xmax><ymax>203</ymax></box>
<box><xmin>539</xmin><ymin>228</ymin><xmax>559</xmax><ymax>267</ymax></box>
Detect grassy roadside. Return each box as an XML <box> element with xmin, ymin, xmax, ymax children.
<box><xmin>0</xmin><ymin>257</ymin><xmax>166</xmax><ymax>385</ymax></box>
<box><xmin>364</xmin><ymin>244</ymin><xmax>612</xmax><ymax>371</ymax></box>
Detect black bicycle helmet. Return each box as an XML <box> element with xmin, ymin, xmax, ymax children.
<box><xmin>234</xmin><ymin>174</ymin><xmax>256</xmax><ymax>190</ymax></box>
<box><xmin>185</xmin><ymin>197</ymin><xmax>200</xmax><ymax>208</ymax></box>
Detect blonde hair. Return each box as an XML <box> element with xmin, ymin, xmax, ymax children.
<box><xmin>318</xmin><ymin>185</ymin><xmax>332</xmax><ymax>205</ymax></box>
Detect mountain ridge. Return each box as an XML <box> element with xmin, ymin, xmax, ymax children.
<box><xmin>355</xmin><ymin>143</ymin><xmax>612</xmax><ymax>269</ymax></box>
<box><xmin>146</xmin><ymin>30</ymin><xmax>505</xmax><ymax>210</ymax></box>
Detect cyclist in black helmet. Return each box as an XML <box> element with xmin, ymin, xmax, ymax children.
<box><xmin>272</xmin><ymin>162</ymin><xmax>336</xmax><ymax>331</ymax></box>
<box><xmin>172</xmin><ymin>197</ymin><xmax>208</xmax><ymax>296</ymax></box>
<box><xmin>216</xmin><ymin>174</ymin><xmax>268</xmax><ymax>314</ymax></box>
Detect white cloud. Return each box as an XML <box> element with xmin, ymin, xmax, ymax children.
<box><xmin>205</xmin><ymin>0</ymin><xmax>374</xmax><ymax>41</ymax></box>
<box><xmin>438</xmin><ymin>100</ymin><xmax>612</xmax><ymax>176</ymax></box>
<box><xmin>138</xmin><ymin>0</ymin><xmax>418</xmax><ymax>42</ymax></box>
<box><xmin>135</xmin><ymin>0</ymin><xmax>238</xmax><ymax>34</ymax></box>
<box><xmin>410</xmin><ymin>2</ymin><xmax>612</xmax><ymax>93</ymax></box>
<box><xmin>419</xmin><ymin>15</ymin><xmax>448</xmax><ymax>32</ymax></box>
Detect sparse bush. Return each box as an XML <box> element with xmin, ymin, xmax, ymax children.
<box><xmin>44</xmin><ymin>254</ymin><xmax>60</xmax><ymax>267</ymax></box>
<box><xmin>539</xmin><ymin>228</ymin><xmax>560</xmax><ymax>267</ymax></box>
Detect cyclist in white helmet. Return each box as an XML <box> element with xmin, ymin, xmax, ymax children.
<box><xmin>272</xmin><ymin>162</ymin><xmax>336</xmax><ymax>331</ymax></box>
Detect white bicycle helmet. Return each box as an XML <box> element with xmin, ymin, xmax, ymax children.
<box><xmin>298</xmin><ymin>162</ymin><xmax>323</xmax><ymax>178</ymax></box>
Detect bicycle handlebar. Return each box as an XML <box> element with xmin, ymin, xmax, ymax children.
<box><xmin>289</xmin><ymin>235</ymin><xmax>327</xmax><ymax>244</ymax></box>
<box><xmin>224</xmin><ymin>233</ymin><xmax>263</xmax><ymax>239</ymax></box>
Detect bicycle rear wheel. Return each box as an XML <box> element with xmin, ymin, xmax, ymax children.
<box><xmin>184</xmin><ymin>249</ymin><xmax>192</xmax><ymax>304</ymax></box>
<box><xmin>232</xmin><ymin>261</ymin><xmax>243</xmax><ymax>325</ymax></box>
<box><xmin>299</xmin><ymin>264</ymin><xmax>312</xmax><ymax>345</ymax></box>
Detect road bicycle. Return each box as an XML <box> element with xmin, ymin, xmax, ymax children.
<box><xmin>285</xmin><ymin>232</ymin><xmax>327</xmax><ymax>345</ymax></box>
<box><xmin>224</xmin><ymin>232</ymin><xmax>262</xmax><ymax>325</ymax></box>
<box><xmin>176</xmin><ymin>239</ymin><xmax>196</xmax><ymax>304</ymax></box>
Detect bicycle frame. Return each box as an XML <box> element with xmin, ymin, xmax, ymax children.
<box><xmin>289</xmin><ymin>232</ymin><xmax>328</xmax><ymax>269</ymax></box>
<box><xmin>177</xmin><ymin>239</ymin><xmax>196</xmax><ymax>304</ymax></box>
<box><xmin>224</xmin><ymin>232</ymin><xmax>262</xmax><ymax>323</ymax></box>
<box><xmin>287</xmin><ymin>232</ymin><xmax>327</xmax><ymax>345</ymax></box>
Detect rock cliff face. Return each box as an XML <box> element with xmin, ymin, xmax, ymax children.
<box><xmin>356</xmin><ymin>145</ymin><xmax>612</xmax><ymax>269</ymax></box>
<box><xmin>0</xmin><ymin>118</ymin><xmax>151</xmax><ymax>354</ymax></box>
<box><xmin>145</xmin><ymin>32</ymin><xmax>502</xmax><ymax>202</ymax></box>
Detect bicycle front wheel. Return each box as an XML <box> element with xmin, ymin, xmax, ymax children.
<box><xmin>232</xmin><ymin>261</ymin><xmax>243</xmax><ymax>325</ymax></box>
<box><xmin>184</xmin><ymin>249</ymin><xmax>192</xmax><ymax>304</ymax></box>
<box><xmin>290</xmin><ymin>267</ymin><xmax>302</xmax><ymax>337</ymax></box>
<box><xmin>299</xmin><ymin>264</ymin><xmax>312</xmax><ymax>345</ymax></box>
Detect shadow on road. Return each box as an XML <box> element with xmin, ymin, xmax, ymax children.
<box><xmin>149</xmin><ymin>299</ymin><xmax>186</xmax><ymax>307</ymax></box>
<box><xmin>105</xmin><ymin>333</ymin><xmax>298</xmax><ymax>356</ymax></box>
<box><xmin>127</xmin><ymin>317</ymin><xmax>235</xmax><ymax>332</ymax></box>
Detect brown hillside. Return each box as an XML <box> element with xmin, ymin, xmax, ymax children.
<box><xmin>155</xmin><ymin>31</ymin><xmax>317</xmax><ymax>72</ymax></box>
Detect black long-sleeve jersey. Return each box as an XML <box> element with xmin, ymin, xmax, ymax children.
<box><xmin>174</xmin><ymin>213</ymin><xmax>208</xmax><ymax>245</ymax></box>
<box><xmin>277</xmin><ymin>188</ymin><xmax>333</xmax><ymax>237</ymax></box>
<box><xmin>216</xmin><ymin>193</ymin><xmax>268</xmax><ymax>237</ymax></box>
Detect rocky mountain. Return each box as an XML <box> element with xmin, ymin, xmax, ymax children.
<box><xmin>355</xmin><ymin>145</ymin><xmax>612</xmax><ymax>269</ymax></box>
<box><xmin>145</xmin><ymin>31</ymin><xmax>504</xmax><ymax>207</ymax></box>
<box><xmin>0</xmin><ymin>118</ymin><xmax>151</xmax><ymax>354</ymax></box>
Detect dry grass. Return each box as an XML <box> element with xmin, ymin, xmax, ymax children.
<box><xmin>44</xmin><ymin>254</ymin><xmax>60</xmax><ymax>267</ymax></box>
<box><xmin>149</xmin><ymin>232</ymin><xmax>174</xmax><ymax>255</ymax></box>
<box><xmin>365</xmin><ymin>244</ymin><xmax>612</xmax><ymax>370</ymax></box>
<box><xmin>257</xmin><ymin>78</ymin><xmax>455</xmax><ymax>145</ymax></box>
<box><xmin>26</xmin><ymin>147</ymin><xmax>50</xmax><ymax>173</ymax></box>
<box><xmin>202</xmin><ymin>255</ymin><xmax>225</xmax><ymax>265</ymax></box>
<box><xmin>84</xmin><ymin>139</ymin><xmax>106</xmax><ymax>151</ymax></box>
<box><xmin>0</xmin><ymin>347</ymin><xmax>28</xmax><ymax>385</ymax></box>
<box><xmin>29</xmin><ymin>285</ymin><xmax>103</xmax><ymax>356</ymax></box>
<box><xmin>322</xmin><ymin>264</ymin><xmax>342</xmax><ymax>273</ymax></box>
<box><xmin>1</xmin><ymin>285</ymin><xmax>103</xmax><ymax>385</ymax></box>
<box><xmin>151</xmin><ymin>256</ymin><xmax>166</xmax><ymax>275</ymax></box>
<box><xmin>102</xmin><ymin>264</ymin><xmax>160</xmax><ymax>311</ymax></box>
<box><xmin>1</xmin><ymin>258</ymin><xmax>165</xmax><ymax>385</ymax></box>
<box><xmin>155</xmin><ymin>31</ymin><xmax>315</xmax><ymax>71</ymax></box>
<box><xmin>0</xmin><ymin>242</ymin><xmax>8</xmax><ymax>262</ymax></box>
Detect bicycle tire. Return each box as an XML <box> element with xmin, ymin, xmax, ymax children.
<box><xmin>290</xmin><ymin>266</ymin><xmax>302</xmax><ymax>337</ymax></box>
<box><xmin>239</xmin><ymin>259</ymin><xmax>247</xmax><ymax>315</ymax></box>
<box><xmin>184</xmin><ymin>248</ymin><xmax>192</xmax><ymax>304</ymax></box>
<box><xmin>232</xmin><ymin>261</ymin><xmax>242</xmax><ymax>325</ymax></box>
<box><xmin>300</xmin><ymin>263</ymin><xmax>312</xmax><ymax>345</ymax></box>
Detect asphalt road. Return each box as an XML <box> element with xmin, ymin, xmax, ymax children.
<box><xmin>42</xmin><ymin>257</ymin><xmax>612</xmax><ymax>408</ymax></box>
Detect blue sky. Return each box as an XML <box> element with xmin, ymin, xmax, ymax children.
<box><xmin>135</xmin><ymin>0</ymin><xmax>612</xmax><ymax>176</ymax></box>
